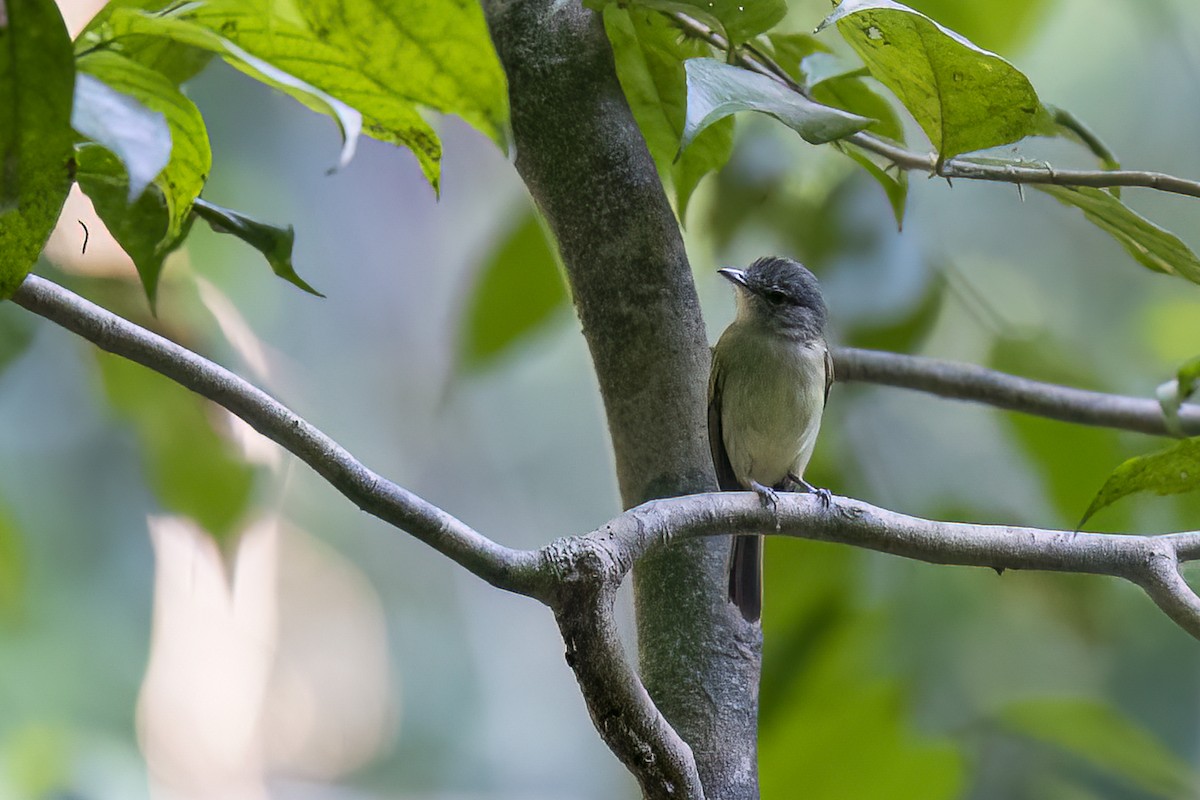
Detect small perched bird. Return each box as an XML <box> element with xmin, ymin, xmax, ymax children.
<box><xmin>708</xmin><ymin>256</ymin><xmax>833</xmax><ymax>623</ymax></box>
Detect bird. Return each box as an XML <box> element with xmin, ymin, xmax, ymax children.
<box><xmin>708</xmin><ymin>256</ymin><xmax>833</xmax><ymax>623</ymax></box>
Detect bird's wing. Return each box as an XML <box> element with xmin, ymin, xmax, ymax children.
<box><xmin>823</xmin><ymin>345</ymin><xmax>834</xmax><ymax>405</ymax></box>
<box><xmin>708</xmin><ymin>349</ymin><xmax>741</xmax><ymax>491</ymax></box>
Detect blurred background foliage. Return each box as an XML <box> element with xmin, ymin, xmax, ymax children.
<box><xmin>4</xmin><ymin>0</ymin><xmax>1200</xmax><ymax>797</ymax></box>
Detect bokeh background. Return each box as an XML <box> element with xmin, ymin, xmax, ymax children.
<box><xmin>3</xmin><ymin>0</ymin><xmax>1200</xmax><ymax>797</ymax></box>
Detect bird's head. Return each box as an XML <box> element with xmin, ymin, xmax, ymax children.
<box><xmin>719</xmin><ymin>256</ymin><xmax>827</xmax><ymax>338</ymax></box>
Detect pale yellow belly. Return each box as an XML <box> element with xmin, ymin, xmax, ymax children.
<box><xmin>719</xmin><ymin>333</ymin><xmax>826</xmax><ymax>489</ymax></box>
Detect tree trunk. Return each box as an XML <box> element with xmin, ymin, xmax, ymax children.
<box><xmin>480</xmin><ymin>1</ymin><xmax>761</xmax><ymax>796</ymax></box>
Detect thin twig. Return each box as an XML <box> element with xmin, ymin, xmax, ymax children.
<box><xmin>668</xmin><ymin>12</ymin><xmax>1200</xmax><ymax>200</ymax></box>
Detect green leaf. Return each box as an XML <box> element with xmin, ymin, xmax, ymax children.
<box><xmin>71</xmin><ymin>48</ymin><xmax>212</xmax><ymax>304</ymax></box>
<box><xmin>0</xmin><ymin>0</ymin><xmax>75</xmax><ymax>298</ymax></box>
<box><xmin>604</xmin><ymin>7</ymin><xmax>733</xmax><ymax>221</ymax></box>
<box><xmin>95</xmin><ymin>0</ymin><xmax>513</xmax><ymax>187</ymax></box>
<box><xmin>70</xmin><ymin>72</ymin><xmax>170</xmax><ymax>203</ymax></box>
<box><xmin>682</xmin><ymin>59</ymin><xmax>872</xmax><ymax>151</ymax></box>
<box><xmin>997</xmin><ymin>699</ymin><xmax>1195</xmax><ymax>799</ymax></box>
<box><xmin>96</xmin><ymin>350</ymin><xmax>256</xmax><ymax>540</ymax></box>
<box><xmin>92</xmin><ymin>6</ymin><xmax>362</xmax><ymax>173</ymax></box>
<box><xmin>76</xmin><ymin>0</ymin><xmax>216</xmax><ymax>84</ymax></box>
<box><xmin>1078</xmin><ymin>437</ymin><xmax>1200</xmax><ymax>529</ymax></box>
<box><xmin>192</xmin><ymin>198</ymin><xmax>321</xmax><ymax>297</ymax></box>
<box><xmin>1034</xmin><ymin>185</ymin><xmax>1200</xmax><ymax>284</ymax></box>
<box><xmin>297</xmin><ymin>0</ymin><xmax>508</xmax><ymax>145</ymax></box>
<box><xmin>818</xmin><ymin>0</ymin><xmax>1054</xmax><ymax>162</ymax></box>
<box><xmin>75</xmin><ymin>145</ymin><xmax>192</xmax><ymax>304</ymax></box>
<box><xmin>77</xmin><ymin>50</ymin><xmax>211</xmax><ymax>243</ymax></box>
<box><xmin>459</xmin><ymin>211</ymin><xmax>567</xmax><ymax>370</ymax></box>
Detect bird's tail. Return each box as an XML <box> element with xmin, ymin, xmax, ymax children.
<box><xmin>728</xmin><ymin>534</ymin><xmax>762</xmax><ymax>623</ymax></box>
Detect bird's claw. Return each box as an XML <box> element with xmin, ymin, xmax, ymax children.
<box><xmin>788</xmin><ymin>473</ymin><xmax>832</xmax><ymax>508</ymax></box>
<box><xmin>749</xmin><ymin>480</ymin><xmax>779</xmax><ymax>511</ymax></box>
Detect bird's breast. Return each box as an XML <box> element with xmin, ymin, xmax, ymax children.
<box><xmin>717</xmin><ymin>327</ymin><xmax>827</xmax><ymax>489</ymax></box>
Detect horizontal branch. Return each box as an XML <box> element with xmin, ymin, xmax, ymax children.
<box><xmin>602</xmin><ymin>491</ymin><xmax>1200</xmax><ymax>640</ymax></box>
<box><xmin>670</xmin><ymin>13</ymin><xmax>1200</xmax><ymax>200</ymax></box>
<box><xmin>833</xmin><ymin>347</ymin><xmax>1200</xmax><ymax>437</ymax></box>
<box><xmin>10</xmin><ymin>274</ymin><xmax>544</xmax><ymax>598</ymax></box>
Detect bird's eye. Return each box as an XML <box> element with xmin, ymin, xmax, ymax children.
<box><xmin>764</xmin><ymin>289</ymin><xmax>789</xmax><ymax>304</ymax></box>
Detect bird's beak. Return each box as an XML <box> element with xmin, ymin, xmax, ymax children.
<box><xmin>718</xmin><ymin>268</ymin><xmax>749</xmax><ymax>289</ymax></box>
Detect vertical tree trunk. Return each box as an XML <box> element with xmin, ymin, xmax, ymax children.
<box><xmin>481</xmin><ymin>2</ymin><xmax>761</xmax><ymax>796</ymax></box>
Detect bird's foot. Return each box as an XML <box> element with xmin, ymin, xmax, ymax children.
<box><xmin>788</xmin><ymin>473</ymin><xmax>833</xmax><ymax>508</ymax></box>
<box><xmin>748</xmin><ymin>480</ymin><xmax>779</xmax><ymax>511</ymax></box>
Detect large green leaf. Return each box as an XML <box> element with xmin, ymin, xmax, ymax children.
<box><xmin>71</xmin><ymin>73</ymin><xmax>170</xmax><ymax>202</ymax></box>
<box><xmin>682</xmin><ymin>59</ymin><xmax>872</xmax><ymax>151</ymax></box>
<box><xmin>90</xmin><ymin>6</ymin><xmax>361</xmax><ymax>173</ymax></box>
<box><xmin>75</xmin><ymin>145</ymin><xmax>192</xmax><ymax>304</ymax></box>
<box><xmin>818</xmin><ymin>0</ymin><xmax>1054</xmax><ymax>163</ymax></box>
<box><xmin>77</xmin><ymin>50</ymin><xmax>210</xmax><ymax>244</ymax></box>
<box><xmin>998</xmin><ymin>699</ymin><xmax>1195</xmax><ymax>799</ymax></box>
<box><xmin>174</xmin><ymin>0</ymin><xmax>428</xmax><ymax>180</ymax></box>
<box><xmin>96</xmin><ymin>351</ymin><xmax>256</xmax><ymax>540</ymax></box>
<box><xmin>192</xmin><ymin>198</ymin><xmax>320</xmax><ymax>297</ymax></box>
<box><xmin>1034</xmin><ymin>185</ymin><xmax>1200</xmax><ymax>285</ymax></box>
<box><xmin>604</xmin><ymin>7</ymin><xmax>733</xmax><ymax>221</ymax></box>
<box><xmin>1078</xmin><ymin>437</ymin><xmax>1200</xmax><ymax>529</ymax></box>
<box><xmin>0</xmin><ymin>0</ymin><xmax>75</xmax><ymax>297</ymax></box>
<box><xmin>458</xmin><ymin>211</ymin><xmax>567</xmax><ymax>371</ymax></box>
<box><xmin>298</xmin><ymin>0</ymin><xmax>507</xmax><ymax>145</ymax></box>
<box><xmin>106</xmin><ymin>0</ymin><xmax>510</xmax><ymax>187</ymax></box>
